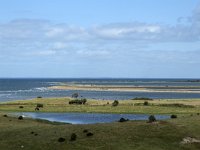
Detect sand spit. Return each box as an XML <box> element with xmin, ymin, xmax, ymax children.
<box><xmin>48</xmin><ymin>84</ymin><xmax>200</xmax><ymax>93</ymax></box>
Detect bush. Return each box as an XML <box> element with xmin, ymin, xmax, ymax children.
<box><xmin>58</xmin><ymin>137</ymin><xmax>65</xmax><ymax>142</ymax></box>
<box><xmin>19</xmin><ymin>106</ymin><xmax>24</xmax><ymax>109</ymax></box>
<box><xmin>69</xmin><ymin>99</ymin><xmax>87</xmax><ymax>105</ymax></box>
<box><xmin>83</xmin><ymin>129</ymin><xmax>88</xmax><ymax>133</ymax></box>
<box><xmin>132</xmin><ymin>97</ymin><xmax>153</xmax><ymax>100</ymax></box>
<box><xmin>3</xmin><ymin>114</ymin><xmax>7</xmax><ymax>117</ymax></box>
<box><xmin>36</xmin><ymin>103</ymin><xmax>43</xmax><ymax>108</ymax></box>
<box><xmin>18</xmin><ymin>116</ymin><xmax>23</xmax><ymax>120</ymax></box>
<box><xmin>86</xmin><ymin>132</ymin><xmax>94</xmax><ymax>137</ymax></box>
<box><xmin>112</xmin><ymin>100</ymin><xmax>119</xmax><ymax>106</ymax></box>
<box><xmin>35</xmin><ymin>107</ymin><xmax>40</xmax><ymax>111</ymax></box>
<box><xmin>70</xmin><ymin>133</ymin><xmax>77</xmax><ymax>141</ymax></box>
<box><xmin>148</xmin><ymin>115</ymin><xmax>156</xmax><ymax>123</ymax></box>
<box><xmin>171</xmin><ymin>114</ymin><xmax>177</xmax><ymax>119</ymax></box>
<box><xmin>37</xmin><ymin>96</ymin><xmax>42</xmax><ymax>98</ymax></box>
<box><xmin>118</xmin><ymin>117</ymin><xmax>129</xmax><ymax>122</ymax></box>
<box><xmin>143</xmin><ymin>101</ymin><xmax>149</xmax><ymax>106</ymax></box>
<box><xmin>72</xmin><ymin>93</ymin><xmax>79</xmax><ymax>98</ymax></box>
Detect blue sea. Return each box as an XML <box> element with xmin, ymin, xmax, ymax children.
<box><xmin>1</xmin><ymin>78</ymin><xmax>200</xmax><ymax>102</ymax></box>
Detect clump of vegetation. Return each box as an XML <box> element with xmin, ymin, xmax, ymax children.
<box><xmin>132</xmin><ymin>97</ymin><xmax>153</xmax><ymax>100</ymax></box>
<box><xmin>148</xmin><ymin>115</ymin><xmax>156</xmax><ymax>123</ymax></box>
<box><xmin>143</xmin><ymin>101</ymin><xmax>149</xmax><ymax>106</ymax></box>
<box><xmin>86</xmin><ymin>132</ymin><xmax>94</xmax><ymax>137</ymax></box>
<box><xmin>36</xmin><ymin>103</ymin><xmax>43</xmax><ymax>108</ymax></box>
<box><xmin>35</xmin><ymin>107</ymin><xmax>40</xmax><ymax>111</ymax></box>
<box><xmin>19</xmin><ymin>106</ymin><xmax>24</xmax><ymax>109</ymax></box>
<box><xmin>37</xmin><ymin>96</ymin><xmax>42</xmax><ymax>98</ymax></box>
<box><xmin>58</xmin><ymin>137</ymin><xmax>65</xmax><ymax>142</ymax></box>
<box><xmin>118</xmin><ymin>117</ymin><xmax>129</xmax><ymax>122</ymax></box>
<box><xmin>71</xmin><ymin>93</ymin><xmax>79</xmax><ymax>98</ymax></box>
<box><xmin>83</xmin><ymin>129</ymin><xmax>88</xmax><ymax>133</ymax></box>
<box><xmin>171</xmin><ymin>114</ymin><xmax>177</xmax><ymax>119</ymax></box>
<box><xmin>3</xmin><ymin>114</ymin><xmax>8</xmax><ymax>117</ymax></box>
<box><xmin>18</xmin><ymin>116</ymin><xmax>23</xmax><ymax>120</ymax></box>
<box><xmin>159</xmin><ymin>103</ymin><xmax>194</xmax><ymax>108</ymax></box>
<box><xmin>70</xmin><ymin>133</ymin><xmax>77</xmax><ymax>141</ymax></box>
<box><xmin>112</xmin><ymin>100</ymin><xmax>119</xmax><ymax>106</ymax></box>
<box><xmin>69</xmin><ymin>98</ymin><xmax>87</xmax><ymax>105</ymax></box>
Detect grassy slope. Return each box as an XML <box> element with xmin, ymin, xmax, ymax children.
<box><xmin>0</xmin><ymin>112</ymin><xmax>200</xmax><ymax>150</ymax></box>
<box><xmin>0</xmin><ymin>97</ymin><xmax>200</xmax><ymax>114</ymax></box>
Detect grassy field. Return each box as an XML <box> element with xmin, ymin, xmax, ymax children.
<box><xmin>0</xmin><ymin>112</ymin><xmax>200</xmax><ymax>150</ymax></box>
<box><xmin>1</xmin><ymin>97</ymin><xmax>200</xmax><ymax>149</ymax></box>
<box><xmin>0</xmin><ymin>97</ymin><xmax>200</xmax><ymax>114</ymax></box>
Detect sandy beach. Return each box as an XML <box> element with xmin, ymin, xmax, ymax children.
<box><xmin>48</xmin><ymin>84</ymin><xmax>200</xmax><ymax>93</ymax></box>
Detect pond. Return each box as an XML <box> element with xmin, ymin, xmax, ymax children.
<box><xmin>13</xmin><ymin>112</ymin><xmax>170</xmax><ymax>124</ymax></box>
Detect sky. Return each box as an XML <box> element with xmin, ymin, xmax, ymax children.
<box><xmin>0</xmin><ymin>0</ymin><xmax>200</xmax><ymax>78</ymax></box>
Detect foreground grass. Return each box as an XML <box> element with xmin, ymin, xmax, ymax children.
<box><xmin>0</xmin><ymin>97</ymin><xmax>200</xmax><ymax>114</ymax></box>
<box><xmin>0</xmin><ymin>112</ymin><xmax>200</xmax><ymax>150</ymax></box>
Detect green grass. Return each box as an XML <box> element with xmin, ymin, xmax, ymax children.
<box><xmin>1</xmin><ymin>97</ymin><xmax>200</xmax><ymax>149</ymax></box>
<box><xmin>0</xmin><ymin>112</ymin><xmax>200</xmax><ymax>150</ymax></box>
<box><xmin>0</xmin><ymin>97</ymin><xmax>200</xmax><ymax>114</ymax></box>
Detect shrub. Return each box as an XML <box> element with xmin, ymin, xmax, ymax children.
<box><xmin>18</xmin><ymin>116</ymin><xmax>23</xmax><ymax>120</ymax></box>
<box><xmin>83</xmin><ymin>129</ymin><xmax>88</xmax><ymax>133</ymax></box>
<box><xmin>36</xmin><ymin>103</ymin><xmax>43</xmax><ymax>108</ymax></box>
<box><xmin>19</xmin><ymin>106</ymin><xmax>24</xmax><ymax>109</ymax></box>
<box><xmin>171</xmin><ymin>114</ymin><xmax>177</xmax><ymax>119</ymax></box>
<box><xmin>35</xmin><ymin>107</ymin><xmax>40</xmax><ymax>111</ymax></box>
<box><xmin>72</xmin><ymin>93</ymin><xmax>79</xmax><ymax>98</ymax></box>
<box><xmin>3</xmin><ymin>114</ymin><xmax>7</xmax><ymax>117</ymax></box>
<box><xmin>37</xmin><ymin>96</ymin><xmax>42</xmax><ymax>98</ymax></box>
<box><xmin>70</xmin><ymin>133</ymin><xmax>77</xmax><ymax>141</ymax></box>
<box><xmin>112</xmin><ymin>100</ymin><xmax>119</xmax><ymax>106</ymax></box>
<box><xmin>58</xmin><ymin>137</ymin><xmax>65</xmax><ymax>142</ymax></box>
<box><xmin>132</xmin><ymin>97</ymin><xmax>153</xmax><ymax>100</ymax></box>
<box><xmin>69</xmin><ymin>99</ymin><xmax>87</xmax><ymax>105</ymax></box>
<box><xmin>143</xmin><ymin>101</ymin><xmax>149</xmax><ymax>106</ymax></box>
<box><xmin>86</xmin><ymin>132</ymin><xmax>94</xmax><ymax>137</ymax></box>
<box><xmin>118</xmin><ymin>117</ymin><xmax>129</xmax><ymax>122</ymax></box>
<box><xmin>148</xmin><ymin>115</ymin><xmax>156</xmax><ymax>123</ymax></box>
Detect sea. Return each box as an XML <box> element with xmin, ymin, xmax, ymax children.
<box><xmin>1</xmin><ymin>78</ymin><xmax>200</xmax><ymax>102</ymax></box>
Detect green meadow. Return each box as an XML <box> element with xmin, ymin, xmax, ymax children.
<box><xmin>0</xmin><ymin>97</ymin><xmax>200</xmax><ymax>150</ymax></box>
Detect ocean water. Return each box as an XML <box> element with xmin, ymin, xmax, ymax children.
<box><xmin>1</xmin><ymin>78</ymin><xmax>200</xmax><ymax>102</ymax></box>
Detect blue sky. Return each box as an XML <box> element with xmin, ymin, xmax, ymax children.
<box><xmin>0</xmin><ymin>0</ymin><xmax>200</xmax><ymax>78</ymax></box>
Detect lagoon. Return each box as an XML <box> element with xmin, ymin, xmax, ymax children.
<box><xmin>13</xmin><ymin>112</ymin><xmax>170</xmax><ymax>124</ymax></box>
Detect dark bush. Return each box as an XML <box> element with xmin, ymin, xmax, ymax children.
<box><xmin>86</xmin><ymin>132</ymin><xmax>94</xmax><ymax>137</ymax></box>
<box><xmin>36</xmin><ymin>103</ymin><xmax>43</xmax><ymax>108</ymax></box>
<box><xmin>171</xmin><ymin>114</ymin><xmax>177</xmax><ymax>119</ymax></box>
<box><xmin>31</xmin><ymin>131</ymin><xmax>34</xmax><ymax>134</ymax></box>
<box><xmin>34</xmin><ymin>133</ymin><xmax>38</xmax><ymax>136</ymax></box>
<box><xmin>72</xmin><ymin>93</ymin><xmax>79</xmax><ymax>98</ymax></box>
<box><xmin>118</xmin><ymin>117</ymin><xmax>129</xmax><ymax>122</ymax></box>
<box><xmin>159</xmin><ymin>103</ymin><xmax>194</xmax><ymax>108</ymax></box>
<box><xmin>19</xmin><ymin>106</ymin><xmax>24</xmax><ymax>109</ymax></box>
<box><xmin>148</xmin><ymin>115</ymin><xmax>156</xmax><ymax>123</ymax></box>
<box><xmin>58</xmin><ymin>137</ymin><xmax>65</xmax><ymax>142</ymax></box>
<box><xmin>35</xmin><ymin>107</ymin><xmax>40</xmax><ymax>111</ymax></box>
<box><xmin>3</xmin><ymin>114</ymin><xmax>8</xmax><ymax>117</ymax></box>
<box><xmin>143</xmin><ymin>101</ymin><xmax>149</xmax><ymax>106</ymax></box>
<box><xmin>37</xmin><ymin>96</ymin><xmax>42</xmax><ymax>98</ymax></box>
<box><xmin>70</xmin><ymin>133</ymin><xmax>77</xmax><ymax>141</ymax></box>
<box><xmin>112</xmin><ymin>100</ymin><xmax>119</xmax><ymax>106</ymax></box>
<box><xmin>18</xmin><ymin>116</ymin><xmax>23</xmax><ymax>120</ymax></box>
<box><xmin>197</xmin><ymin>113</ymin><xmax>200</xmax><ymax>115</ymax></box>
<box><xmin>83</xmin><ymin>129</ymin><xmax>88</xmax><ymax>133</ymax></box>
<box><xmin>132</xmin><ymin>97</ymin><xmax>153</xmax><ymax>100</ymax></box>
<box><xmin>69</xmin><ymin>99</ymin><xmax>87</xmax><ymax>105</ymax></box>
